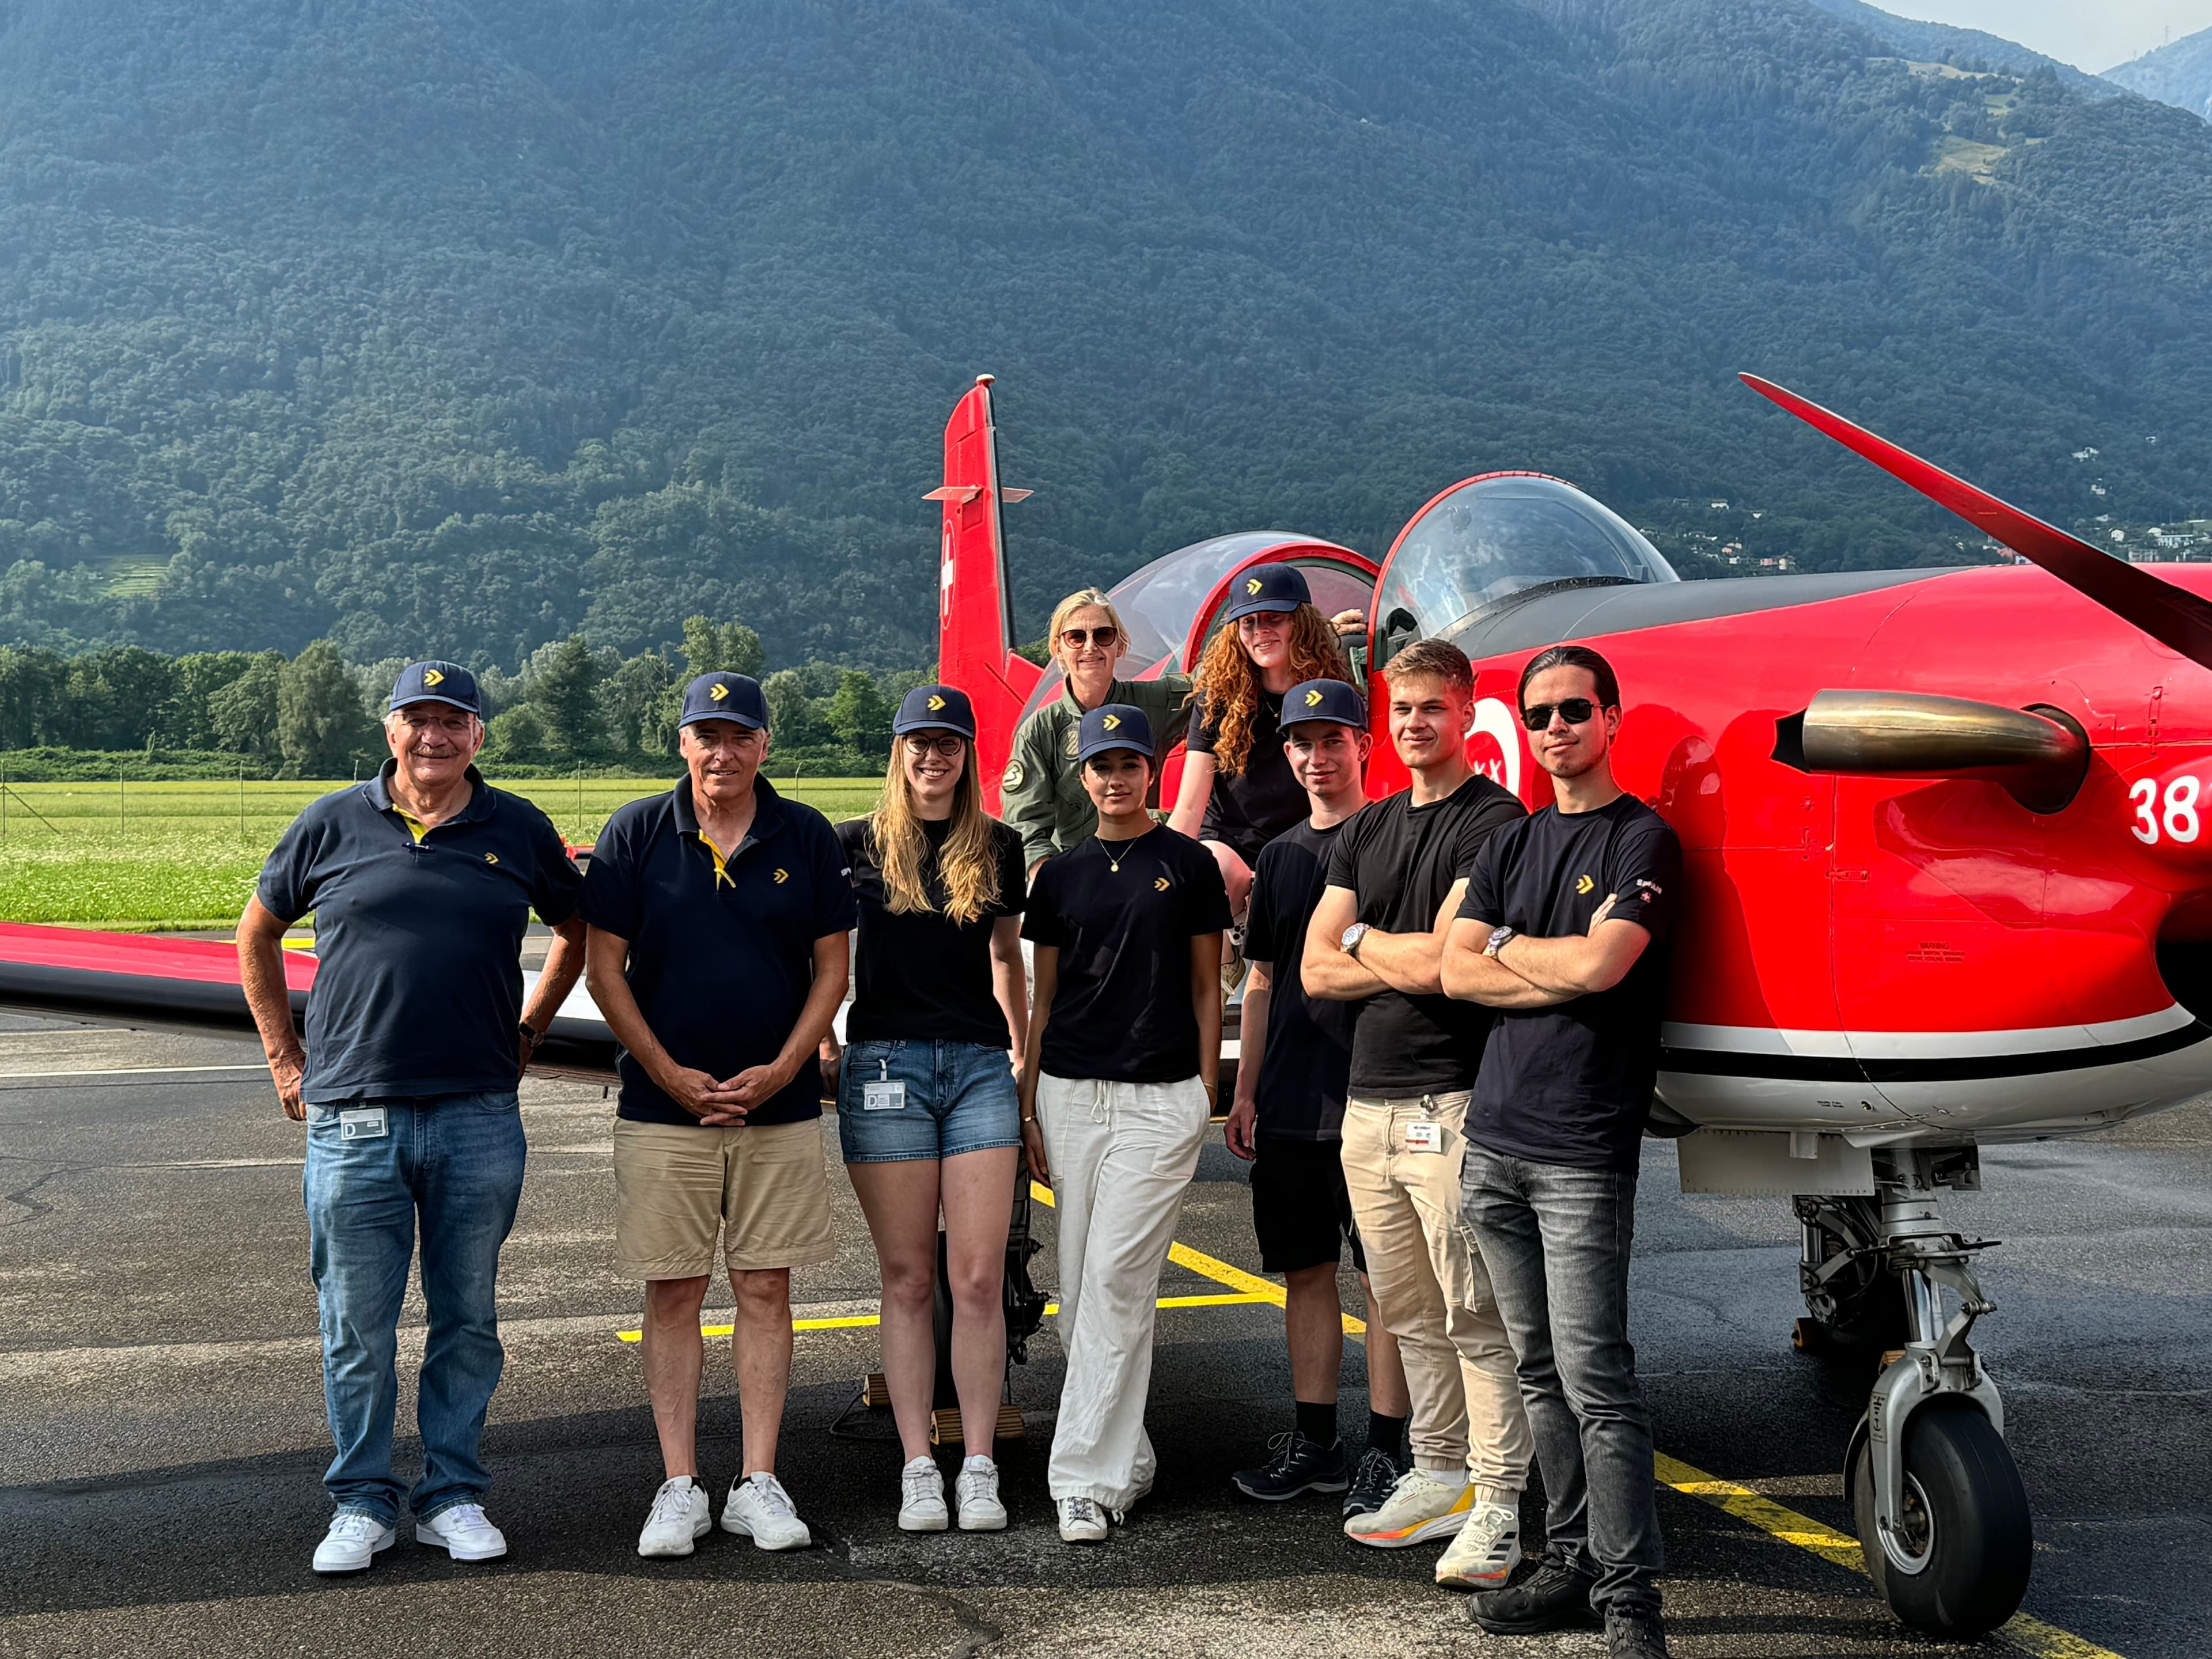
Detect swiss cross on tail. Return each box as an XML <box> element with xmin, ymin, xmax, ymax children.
<box><xmin>929</xmin><ymin>374</ymin><xmax>1039</xmax><ymax>811</ymax></box>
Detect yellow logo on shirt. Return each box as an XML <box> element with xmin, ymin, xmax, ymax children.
<box><xmin>1245</xmin><ymin>577</ymin><xmax>1263</xmax><ymax>596</ymax></box>
<box><xmin>927</xmin><ymin>693</ymin><xmax>947</xmax><ymax>711</ymax></box>
<box><xmin>772</xmin><ymin>868</ymin><xmax>789</xmax><ymax>884</ymax></box>
<box><xmin>1575</xmin><ymin>874</ymin><xmax>1594</xmax><ymax>895</ymax></box>
<box><xmin>1154</xmin><ymin>876</ymin><xmax>1171</xmax><ymax>892</ymax></box>
<box><xmin>484</xmin><ymin>853</ymin><xmax>499</xmax><ymax>865</ymax></box>
<box><xmin>1103</xmin><ymin>713</ymin><xmax>1122</xmax><ymax>730</ymax></box>
<box><xmin>1302</xmin><ymin>687</ymin><xmax>1323</xmax><ymax>707</ymax></box>
<box><xmin>710</xmin><ymin>681</ymin><xmax>730</xmax><ymax>702</ymax></box>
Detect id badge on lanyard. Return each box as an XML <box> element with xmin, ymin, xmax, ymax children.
<box><xmin>861</xmin><ymin>1056</ymin><xmax>906</xmax><ymax>1112</ymax></box>
<box><xmin>1403</xmin><ymin>1117</ymin><xmax>1444</xmax><ymax>1154</ymax></box>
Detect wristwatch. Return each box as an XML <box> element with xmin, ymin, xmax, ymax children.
<box><xmin>1483</xmin><ymin>926</ymin><xmax>1517</xmax><ymax>958</ymax></box>
<box><xmin>517</xmin><ymin>1021</ymin><xmax>543</xmax><ymax>1052</ymax></box>
<box><xmin>1340</xmin><ymin>922</ymin><xmax>1370</xmax><ymax>959</ymax></box>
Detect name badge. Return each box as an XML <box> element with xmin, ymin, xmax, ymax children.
<box><xmin>1403</xmin><ymin>1119</ymin><xmax>1444</xmax><ymax>1155</ymax></box>
<box><xmin>861</xmin><ymin>1080</ymin><xmax>906</xmax><ymax>1112</ymax></box>
<box><xmin>339</xmin><ymin>1107</ymin><xmax>389</xmax><ymax>1141</ymax></box>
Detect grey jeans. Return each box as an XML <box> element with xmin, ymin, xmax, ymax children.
<box><xmin>1459</xmin><ymin>1147</ymin><xmax>1664</xmax><ymax>1615</ymax></box>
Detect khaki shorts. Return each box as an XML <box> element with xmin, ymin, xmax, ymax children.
<box><xmin>613</xmin><ymin>1116</ymin><xmax>836</xmax><ymax>1279</ymax></box>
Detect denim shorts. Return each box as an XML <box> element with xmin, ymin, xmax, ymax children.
<box><xmin>836</xmin><ymin>1039</ymin><xmax>1021</xmax><ymax>1164</ymax></box>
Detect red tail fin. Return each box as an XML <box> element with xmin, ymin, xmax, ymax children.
<box><xmin>933</xmin><ymin>375</ymin><xmax>1042</xmax><ymax>808</ymax></box>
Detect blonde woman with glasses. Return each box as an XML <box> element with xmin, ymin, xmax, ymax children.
<box><xmin>834</xmin><ymin>685</ymin><xmax>1030</xmax><ymax>1536</ymax></box>
<box><xmin>1001</xmin><ymin>589</ymin><xmax>1195</xmax><ymax>880</ymax></box>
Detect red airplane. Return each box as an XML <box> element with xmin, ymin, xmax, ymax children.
<box><xmin>936</xmin><ymin>370</ymin><xmax>2212</xmax><ymax>1639</ymax></box>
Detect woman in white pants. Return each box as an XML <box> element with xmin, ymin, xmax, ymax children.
<box><xmin>1018</xmin><ymin>703</ymin><xmax>1230</xmax><ymax>1543</ymax></box>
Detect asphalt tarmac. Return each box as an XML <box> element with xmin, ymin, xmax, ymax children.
<box><xmin>1</xmin><ymin>1009</ymin><xmax>2205</xmax><ymax>1659</ymax></box>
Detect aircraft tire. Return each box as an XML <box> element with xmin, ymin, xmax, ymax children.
<box><xmin>1851</xmin><ymin>1402</ymin><xmax>2032</xmax><ymax>1639</ymax></box>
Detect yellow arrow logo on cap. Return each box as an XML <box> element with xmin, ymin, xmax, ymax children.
<box><xmin>927</xmin><ymin>694</ymin><xmax>946</xmax><ymax>711</ymax></box>
<box><xmin>1303</xmin><ymin>687</ymin><xmax>1323</xmax><ymax>707</ymax></box>
<box><xmin>1102</xmin><ymin>714</ymin><xmax>1121</xmax><ymax>730</ymax></box>
<box><xmin>710</xmin><ymin>682</ymin><xmax>730</xmax><ymax>702</ymax></box>
<box><xmin>1246</xmin><ymin>577</ymin><xmax>1263</xmax><ymax>596</ymax></box>
<box><xmin>422</xmin><ymin>668</ymin><xmax>444</xmax><ymax>687</ymax></box>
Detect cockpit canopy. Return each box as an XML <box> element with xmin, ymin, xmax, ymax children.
<box><xmin>1373</xmin><ymin>474</ymin><xmax>1677</xmax><ymax>667</ymax></box>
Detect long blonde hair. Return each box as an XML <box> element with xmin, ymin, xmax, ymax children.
<box><xmin>869</xmin><ymin>736</ymin><xmax>1002</xmax><ymax>923</ymax></box>
<box><xmin>1190</xmin><ymin>603</ymin><xmax>1351</xmax><ymax>774</ymax></box>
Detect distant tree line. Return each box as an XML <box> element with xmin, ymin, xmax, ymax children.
<box><xmin>0</xmin><ymin>618</ymin><xmax>921</xmax><ymax>779</ymax></box>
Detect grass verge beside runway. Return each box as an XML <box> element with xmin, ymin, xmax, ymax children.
<box><xmin>0</xmin><ymin>776</ymin><xmax>881</xmax><ymax>927</ymax></box>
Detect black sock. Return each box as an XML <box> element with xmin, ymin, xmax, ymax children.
<box><xmin>1294</xmin><ymin>1399</ymin><xmax>1338</xmax><ymax>1446</ymax></box>
<box><xmin>1367</xmin><ymin>1411</ymin><xmax>1408</xmax><ymax>1460</ymax></box>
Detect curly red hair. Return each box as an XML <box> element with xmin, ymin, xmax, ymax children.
<box><xmin>1188</xmin><ymin>604</ymin><xmax>1351</xmax><ymax>775</ymax></box>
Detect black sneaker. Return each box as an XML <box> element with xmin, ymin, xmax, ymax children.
<box><xmin>1232</xmin><ymin>1431</ymin><xmax>1350</xmax><ymax>1501</ymax></box>
<box><xmin>1342</xmin><ymin>1444</ymin><xmax>1405</xmax><ymax>1518</ymax></box>
<box><xmin>1605</xmin><ymin>1607</ymin><xmax>1671</xmax><ymax>1658</ymax></box>
<box><xmin>1467</xmin><ymin>1554</ymin><xmax>1600</xmax><ymax>1635</ymax></box>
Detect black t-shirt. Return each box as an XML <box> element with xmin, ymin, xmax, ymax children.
<box><xmin>838</xmin><ymin>814</ymin><xmax>1027</xmax><ymax>1048</ymax></box>
<box><xmin>1022</xmin><ymin>826</ymin><xmax>1233</xmax><ymax>1083</ymax></box>
<box><xmin>1323</xmin><ymin>774</ymin><xmax>1525</xmax><ymax>1097</ymax></box>
<box><xmin>1191</xmin><ymin>689</ymin><xmax>1308</xmax><ymax>865</ymax></box>
<box><xmin>1459</xmin><ymin>795</ymin><xmax>1682</xmax><ymax>1175</ymax></box>
<box><xmin>1245</xmin><ymin>817</ymin><xmax>1357</xmax><ymax>1139</ymax></box>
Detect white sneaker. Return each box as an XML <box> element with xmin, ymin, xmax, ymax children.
<box><xmin>1435</xmin><ymin>1498</ymin><xmax>1522</xmax><ymax>1589</ymax></box>
<box><xmin>721</xmin><ymin>1472</ymin><xmax>812</xmax><ymax>1551</ymax></box>
<box><xmin>956</xmin><ymin>1456</ymin><xmax>1007</xmax><ymax>1532</ymax></box>
<box><xmin>1342</xmin><ymin>1466</ymin><xmax>1472</xmax><ymax>1548</ymax></box>
<box><xmin>899</xmin><ymin>1456</ymin><xmax>949</xmax><ymax>1533</ymax></box>
<box><xmin>1056</xmin><ymin>1495</ymin><xmax>1109</xmax><ymax>1543</ymax></box>
<box><xmin>415</xmin><ymin>1502</ymin><xmax>507</xmax><ymax>1562</ymax></box>
<box><xmin>311</xmin><ymin>1511</ymin><xmax>395</xmax><ymax>1574</ymax></box>
<box><xmin>637</xmin><ymin>1476</ymin><xmax>712</xmax><ymax>1558</ymax></box>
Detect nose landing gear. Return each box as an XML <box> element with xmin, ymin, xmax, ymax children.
<box><xmin>1799</xmin><ymin>1147</ymin><xmax>2033</xmax><ymax>1640</ymax></box>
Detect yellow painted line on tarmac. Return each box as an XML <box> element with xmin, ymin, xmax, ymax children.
<box><xmin>615</xmin><ymin>1290</ymin><xmax>1271</xmax><ymax>1343</ymax></box>
<box><xmin>1653</xmin><ymin>1453</ymin><xmax>2127</xmax><ymax>1659</ymax></box>
<box><xmin>1028</xmin><ymin>1178</ymin><xmax>1370</xmax><ymax>1335</ymax></box>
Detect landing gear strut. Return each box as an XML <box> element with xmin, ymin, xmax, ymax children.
<box><xmin>1801</xmin><ymin>1147</ymin><xmax>2033</xmax><ymax>1639</ymax></box>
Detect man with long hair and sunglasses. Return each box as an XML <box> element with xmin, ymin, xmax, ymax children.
<box><xmin>833</xmin><ymin>686</ymin><xmax>1028</xmax><ymax>1535</ymax></box>
<box><xmin>1440</xmin><ymin>644</ymin><xmax>1681</xmax><ymax>1659</ymax></box>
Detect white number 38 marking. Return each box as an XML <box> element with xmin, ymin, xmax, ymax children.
<box><xmin>2131</xmin><ymin>775</ymin><xmax>2201</xmax><ymax>844</ymax></box>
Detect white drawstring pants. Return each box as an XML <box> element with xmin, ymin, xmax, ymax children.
<box><xmin>1037</xmin><ymin>1071</ymin><xmax>1211</xmax><ymax>1510</ymax></box>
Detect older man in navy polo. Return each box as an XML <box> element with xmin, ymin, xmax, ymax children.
<box><xmin>240</xmin><ymin>660</ymin><xmax>586</xmax><ymax>1575</ymax></box>
<box><xmin>582</xmin><ymin>672</ymin><xmax>857</xmax><ymax>1559</ymax></box>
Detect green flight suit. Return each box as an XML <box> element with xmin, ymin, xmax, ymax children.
<box><xmin>1001</xmin><ymin>674</ymin><xmax>1195</xmax><ymax>870</ymax></box>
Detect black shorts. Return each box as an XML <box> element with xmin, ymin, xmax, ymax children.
<box><xmin>1250</xmin><ymin>1135</ymin><xmax>1366</xmax><ymax>1275</ymax></box>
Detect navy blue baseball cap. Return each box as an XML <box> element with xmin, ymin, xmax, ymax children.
<box><xmin>1076</xmin><ymin>702</ymin><xmax>1155</xmax><ymax>763</ymax></box>
<box><xmin>1222</xmin><ymin>563</ymin><xmax>1312</xmax><ymax>623</ymax></box>
<box><xmin>892</xmin><ymin>684</ymin><xmax>976</xmax><ymax>738</ymax></box>
<box><xmin>388</xmin><ymin>660</ymin><xmax>480</xmax><ymax>716</ymax></box>
<box><xmin>1281</xmin><ymin>677</ymin><xmax>1366</xmax><ymax>732</ymax></box>
<box><xmin>679</xmin><ymin>672</ymin><xmax>768</xmax><ymax>730</ymax></box>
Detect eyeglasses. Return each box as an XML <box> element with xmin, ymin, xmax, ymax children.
<box><xmin>1060</xmin><ymin>626</ymin><xmax>1119</xmax><ymax>650</ymax></box>
<box><xmin>902</xmin><ymin>733</ymin><xmax>965</xmax><ymax>758</ymax></box>
<box><xmin>1520</xmin><ymin>698</ymin><xmax>1599</xmax><ymax>732</ymax></box>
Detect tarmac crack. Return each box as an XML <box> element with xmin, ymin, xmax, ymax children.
<box><xmin>1</xmin><ymin>1166</ymin><xmax>59</xmax><ymax>1227</ymax></box>
<box><xmin>809</xmin><ymin>1527</ymin><xmax>1006</xmax><ymax>1658</ymax></box>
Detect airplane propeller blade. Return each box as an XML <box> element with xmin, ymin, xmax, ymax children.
<box><xmin>1741</xmin><ymin>373</ymin><xmax>2212</xmax><ymax>673</ymax></box>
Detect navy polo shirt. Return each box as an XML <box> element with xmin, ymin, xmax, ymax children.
<box><xmin>256</xmin><ymin>763</ymin><xmax>584</xmax><ymax>1105</ymax></box>
<box><xmin>580</xmin><ymin>777</ymin><xmax>857</xmax><ymax>1128</ymax></box>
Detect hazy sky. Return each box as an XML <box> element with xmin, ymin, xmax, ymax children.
<box><xmin>1887</xmin><ymin>1</ymin><xmax>2212</xmax><ymax>71</ymax></box>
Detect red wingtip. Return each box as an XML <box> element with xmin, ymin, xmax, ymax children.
<box><xmin>1740</xmin><ymin>373</ymin><xmax>2212</xmax><ymax>672</ymax></box>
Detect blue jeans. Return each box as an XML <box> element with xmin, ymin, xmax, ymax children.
<box><xmin>1459</xmin><ymin>1147</ymin><xmax>1664</xmax><ymax>1615</ymax></box>
<box><xmin>836</xmin><ymin>1039</ymin><xmax>1021</xmax><ymax>1164</ymax></box>
<box><xmin>302</xmin><ymin>1091</ymin><xmax>526</xmax><ymax>1524</ymax></box>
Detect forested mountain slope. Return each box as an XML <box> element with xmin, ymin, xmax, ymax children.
<box><xmin>2</xmin><ymin>0</ymin><xmax>2209</xmax><ymax>669</ymax></box>
<box><xmin>1803</xmin><ymin>0</ymin><xmax>2118</xmax><ymax>96</ymax></box>
<box><xmin>2105</xmin><ymin>25</ymin><xmax>2212</xmax><ymax>122</ymax></box>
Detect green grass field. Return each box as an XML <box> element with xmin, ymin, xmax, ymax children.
<box><xmin>0</xmin><ymin>777</ymin><xmax>884</xmax><ymax>929</ymax></box>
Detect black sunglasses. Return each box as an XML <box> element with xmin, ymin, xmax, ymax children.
<box><xmin>1060</xmin><ymin>626</ymin><xmax>1120</xmax><ymax>649</ymax></box>
<box><xmin>1520</xmin><ymin>698</ymin><xmax>1600</xmax><ymax>732</ymax></box>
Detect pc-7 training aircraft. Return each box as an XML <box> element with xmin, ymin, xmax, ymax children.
<box><xmin>6</xmin><ymin>373</ymin><xmax>2209</xmax><ymax>1639</ymax></box>
<box><xmin>937</xmin><ymin>370</ymin><xmax>2212</xmax><ymax>1640</ymax></box>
